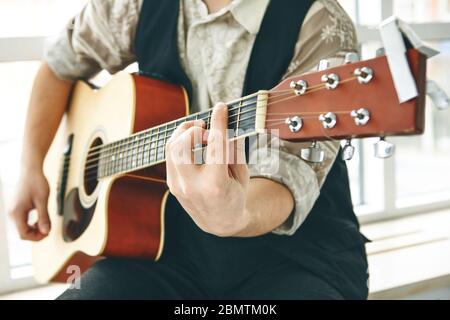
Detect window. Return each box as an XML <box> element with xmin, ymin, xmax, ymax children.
<box><xmin>0</xmin><ymin>0</ymin><xmax>88</xmax><ymax>295</ymax></box>
<box><xmin>337</xmin><ymin>0</ymin><xmax>450</xmax><ymax>222</ymax></box>
<box><xmin>0</xmin><ymin>0</ymin><xmax>449</xmax><ymax>295</ymax></box>
<box><xmin>394</xmin><ymin>41</ymin><xmax>450</xmax><ymax>205</ymax></box>
<box><xmin>394</xmin><ymin>0</ymin><xmax>450</xmax><ymax>23</ymax></box>
<box><xmin>0</xmin><ymin>0</ymin><xmax>87</xmax><ymax>37</ymax></box>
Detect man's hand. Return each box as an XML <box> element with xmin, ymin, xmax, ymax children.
<box><xmin>9</xmin><ymin>167</ymin><xmax>51</xmax><ymax>241</ymax></box>
<box><xmin>166</xmin><ymin>103</ymin><xmax>251</xmax><ymax>237</ymax></box>
<box><xmin>9</xmin><ymin>62</ymin><xmax>72</xmax><ymax>241</ymax></box>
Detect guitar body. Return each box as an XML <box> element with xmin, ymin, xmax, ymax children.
<box><xmin>33</xmin><ymin>72</ymin><xmax>188</xmax><ymax>283</ymax></box>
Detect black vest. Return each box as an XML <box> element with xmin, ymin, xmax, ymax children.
<box><xmin>135</xmin><ymin>0</ymin><xmax>369</xmax><ymax>299</ymax></box>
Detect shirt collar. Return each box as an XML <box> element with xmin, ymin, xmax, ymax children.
<box><xmin>230</xmin><ymin>0</ymin><xmax>270</xmax><ymax>34</ymax></box>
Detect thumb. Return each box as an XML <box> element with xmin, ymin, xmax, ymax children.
<box><xmin>34</xmin><ymin>197</ymin><xmax>51</xmax><ymax>235</ymax></box>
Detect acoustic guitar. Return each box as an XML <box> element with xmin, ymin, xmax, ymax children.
<box><xmin>33</xmin><ymin>49</ymin><xmax>426</xmax><ymax>283</ymax></box>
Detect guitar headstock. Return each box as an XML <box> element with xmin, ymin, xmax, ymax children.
<box><xmin>265</xmin><ymin>48</ymin><xmax>427</xmax><ymax>160</ymax></box>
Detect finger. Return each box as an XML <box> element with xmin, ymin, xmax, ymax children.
<box><xmin>168</xmin><ymin>120</ymin><xmax>204</xmax><ymax>142</ymax></box>
<box><xmin>166</xmin><ymin>124</ymin><xmax>206</xmax><ymax>193</ymax></box>
<box><xmin>34</xmin><ymin>197</ymin><xmax>51</xmax><ymax>235</ymax></box>
<box><xmin>206</xmin><ymin>103</ymin><xmax>229</xmax><ymax>169</ymax></box>
<box><xmin>171</xmin><ymin>126</ymin><xmax>207</xmax><ymax>167</ymax></box>
<box><xmin>229</xmin><ymin>138</ymin><xmax>250</xmax><ymax>184</ymax></box>
<box><xmin>11</xmin><ymin>205</ymin><xmax>44</xmax><ymax>241</ymax></box>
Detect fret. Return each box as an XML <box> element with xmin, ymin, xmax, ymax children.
<box><xmin>113</xmin><ymin>141</ymin><xmax>119</xmax><ymax>175</ymax></box>
<box><xmin>157</xmin><ymin>127</ymin><xmax>165</xmax><ymax>162</ymax></box>
<box><xmin>237</xmin><ymin>95</ymin><xmax>257</xmax><ymax>133</ymax></box>
<box><xmin>149</xmin><ymin>131</ymin><xmax>156</xmax><ymax>164</ymax></box>
<box><xmin>132</xmin><ymin>136</ymin><xmax>138</xmax><ymax>169</ymax></box>
<box><xmin>116</xmin><ymin>141</ymin><xmax>122</xmax><ymax>173</ymax></box>
<box><xmin>126</xmin><ymin>137</ymin><xmax>133</xmax><ymax>171</ymax></box>
<box><xmin>153</xmin><ymin>127</ymin><xmax>160</xmax><ymax>163</ymax></box>
<box><xmin>111</xmin><ymin>142</ymin><xmax>118</xmax><ymax>174</ymax></box>
<box><xmin>166</xmin><ymin>123</ymin><xmax>175</xmax><ymax>142</ymax></box>
<box><xmin>108</xmin><ymin>142</ymin><xmax>115</xmax><ymax>175</ymax></box>
<box><xmin>105</xmin><ymin>145</ymin><xmax>110</xmax><ymax>177</ymax></box>
<box><xmin>137</xmin><ymin>134</ymin><xmax>143</xmax><ymax>167</ymax></box>
<box><xmin>116</xmin><ymin>139</ymin><xmax>122</xmax><ymax>174</ymax></box>
<box><xmin>119</xmin><ymin>139</ymin><xmax>126</xmax><ymax>171</ymax></box>
<box><xmin>236</xmin><ymin>99</ymin><xmax>242</xmax><ymax>134</ymax></box>
<box><xmin>227</xmin><ymin>101</ymin><xmax>240</xmax><ymax>136</ymax></box>
<box><xmin>206</xmin><ymin>110</ymin><xmax>212</xmax><ymax>130</ymax></box>
<box><xmin>143</xmin><ymin>130</ymin><xmax>151</xmax><ymax>165</ymax></box>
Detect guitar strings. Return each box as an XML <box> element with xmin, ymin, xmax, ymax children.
<box><xmin>71</xmin><ymin>75</ymin><xmax>360</xmax><ymax>182</ymax></box>
<box><xmin>72</xmin><ymin>76</ymin><xmax>344</xmax><ymax>161</ymax></box>
<box><xmin>81</xmin><ymin>78</ymin><xmax>332</xmax><ymax>156</ymax></box>
<box><xmin>81</xmin><ymin>107</ymin><xmax>356</xmax><ymax>177</ymax></box>
<box><xmin>66</xmin><ymin>75</ymin><xmax>356</xmax><ymax>168</ymax></box>
<box><xmin>79</xmin><ymin>77</ymin><xmax>360</xmax><ymax>182</ymax></box>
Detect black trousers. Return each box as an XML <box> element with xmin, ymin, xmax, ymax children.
<box><xmin>58</xmin><ymin>196</ymin><xmax>359</xmax><ymax>300</ymax></box>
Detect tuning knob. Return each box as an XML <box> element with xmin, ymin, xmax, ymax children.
<box><xmin>342</xmin><ymin>139</ymin><xmax>355</xmax><ymax>161</ymax></box>
<box><xmin>285</xmin><ymin>116</ymin><xmax>303</xmax><ymax>133</ymax></box>
<box><xmin>374</xmin><ymin>137</ymin><xmax>395</xmax><ymax>159</ymax></box>
<box><xmin>290</xmin><ymin>80</ymin><xmax>308</xmax><ymax>96</ymax></box>
<box><xmin>354</xmin><ymin>67</ymin><xmax>374</xmax><ymax>84</ymax></box>
<box><xmin>344</xmin><ymin>52</ymin><xmax>360</xmax><ymax>64</ymax></box>
<box><xmin>300</xmin><ymin>141</ymin><xmax>325</xmax><ymax>163</ymax></box>
<box><xmin>321</xmin><ymin>73</ymin><xmax>340</xmax><ymax>90</ymax></box>
<box><xmin>351</xmin><ymin>108</ymin><xmax>370</xmax><ymax>126</ymax></box>
<box><xmin>319</xmin><ymin>112</ymin><xmax>337</xmax><ymax>129</ymax></box>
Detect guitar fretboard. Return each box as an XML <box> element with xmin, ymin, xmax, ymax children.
<box><xmin>95</xmin><ymin>93</ymin><xmax>263</xmax><ymax>178</ymax></box>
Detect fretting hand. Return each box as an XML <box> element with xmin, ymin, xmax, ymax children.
<box><xmin>165</xmin><ymin>103</ymin><xmax>251</xmax><ymax>237</ymax></box>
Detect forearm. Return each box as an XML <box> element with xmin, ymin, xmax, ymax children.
<box><xmin>21</xmin><ymin>62</ymin><xmax>73</xmax><ymax>171</ymax></box>
<box><xmin>235</xmin><ymin>177</ymin><xmax>294</xmax><ymax>237</ymax></box>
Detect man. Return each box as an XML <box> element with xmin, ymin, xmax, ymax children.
<box><xmin>10</xmin><ymin>0</ymin><xmax>369</xmax><ymax>299</ymax></box>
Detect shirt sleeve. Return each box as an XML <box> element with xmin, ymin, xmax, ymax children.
<box><xmin>248</xmin><ymin>0</ymin><xmax>358</xmax><ymax>236</ymax></box>
<box><xmin>44</xmin><ymin>0</ymin><xmax>142</xmax><ymax>81</ymax></box>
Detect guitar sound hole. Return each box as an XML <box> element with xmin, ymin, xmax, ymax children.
<box><xmin>84</xmin><ymin>137</ymin><xmax>103</xmax><ymax>196</ymax></box>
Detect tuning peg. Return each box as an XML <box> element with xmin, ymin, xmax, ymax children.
<box><xmin>321</xmin><ymin>73</ymin><xmax>340</xmax><ymax>90</ymax></box>
<box><xmin>374</xmin><ymin>137</ymin><xmax>395</xmax><ymax>159</ymax></box>
<box><xmin>354</xmin><ymin>67</ymin><xmax>374</xmax><ymax>84</ymax></box>
<box><xmin>317</xmin><ymin>59</ymin><xmax>330</xmax><ymax>71</ymax></box>
<box><xmin>300</xmin><ymin>141</ymin><xmax>325</xmax><ymax>163</ymax></box>
<box><xmin>290</xmin><ymin>80</ymin><xmax>308</xmax><ymax>95</ymax></box>
<box><xmin>342</xmin><ymin>140</ymin><xmax>355</xmax><ymax>161</ymax></box>
<box><xmin>350</xmin><ymin>108</ymin><xmax>370</xmax><ymax>126</ymax></box>
<box><xmin>319</xmin><ymin>112</ymin><xmax>337</xmax><ymax>129</ymax></box>
<box><xmin>285</xmin><ymin>116</ymin><xmax>303</xmax><ymax>133</ymax></box>
<box><xmin>344</xmin><ymin>52</ymin><xmax>360</xmax><ymax>64</ymax></box>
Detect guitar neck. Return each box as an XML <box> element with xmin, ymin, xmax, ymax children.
<box><xmin>95</xmin><ymin>91</ymin><xmax>268</xmax><ymax>178</ymax></box>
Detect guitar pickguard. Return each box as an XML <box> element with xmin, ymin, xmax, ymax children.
<box><xmin>62</xmin><ymin>188</ymin><xmax>96</xmax><ymax>242</ymax></box>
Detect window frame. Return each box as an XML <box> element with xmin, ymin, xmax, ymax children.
<box><xmin>351</xmin><ymin>0</ymin><xmax>450</xmax><ymax>223</ymax></box>
<box><xmin>1</xmin><ymin>0</ymin><xmax>450</xmax><ymax>295</ymax></box>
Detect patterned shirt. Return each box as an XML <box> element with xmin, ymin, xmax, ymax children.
<box><xmin>45</xmin><ymin>0</ymin><xmax>358</xmax><ymax>235</ymax></box>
